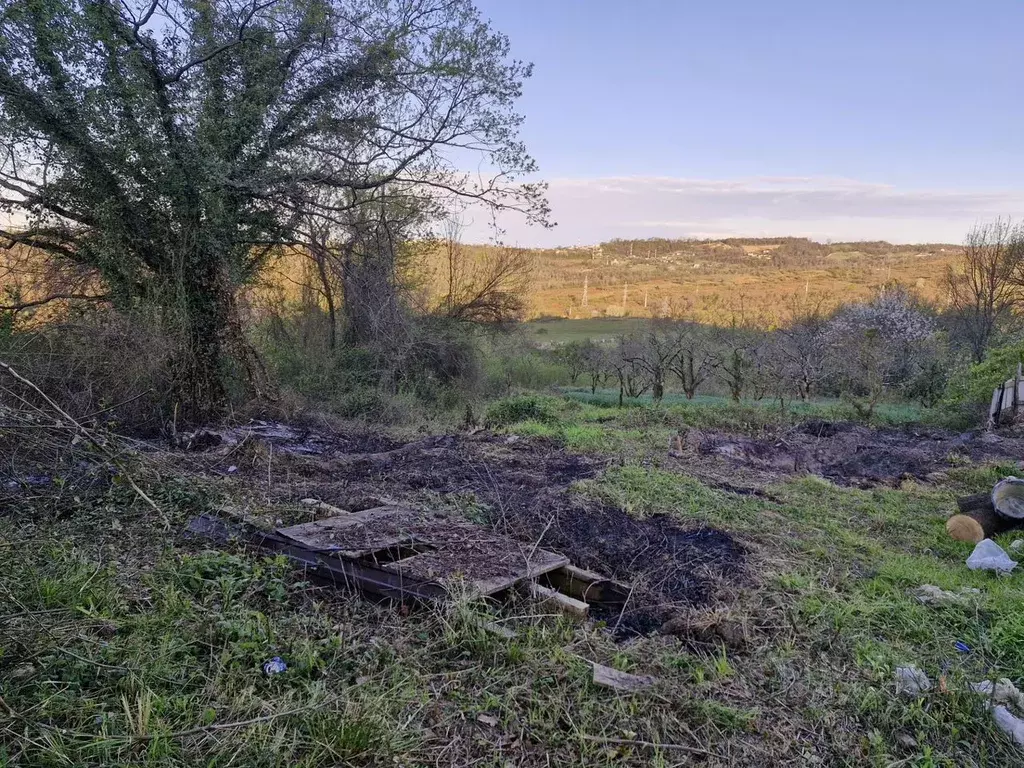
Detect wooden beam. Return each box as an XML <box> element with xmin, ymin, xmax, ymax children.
<box><xmin>543</xmin><ymin>564</ymin><xmax>631</xmax><ymax>608</ymax></box>
<box><xmin>529</xmin><ymin>582</ymin><xmax>590</xmax><ymax>619</ymax></box>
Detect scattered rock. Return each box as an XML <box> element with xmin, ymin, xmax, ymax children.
<box><xmin>895</xmin><ymin>665</ymin><xmax>932</xmax><ymax>696</ymax></box>
<box><xmin>966</xmin><ymin>539</ymin><xmax>1018</xmax><ymax>573</ymax></box>
<box><xmin>591</xmin><ymin>662</ymin><xmax>656</xmax><ymax>693</ymax></box>
<box><xmin>1011</xmin><ymin>539</ymin><xmax>1024</xmax><ymax>553</ymax></box>
<box><xmin>908</xmin><ymin>584</ymin><xmax>981</xmax><ymax>607</ymax></box>
<box><xmin>896</xmin><ymin>733</ymin><xmax>918</xmax><ymax>748</ymax></box>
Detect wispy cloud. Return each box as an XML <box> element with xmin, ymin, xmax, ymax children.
<box><xmin>463</xmin><ymin>176</ymin><xmax>1024</xmax><ymax>247</ymax></box>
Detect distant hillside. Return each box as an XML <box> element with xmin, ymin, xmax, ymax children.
<box><xmin>514</xmin><ymin>237</ymin><xmax>957</xmax><ymax>326</ymax></box>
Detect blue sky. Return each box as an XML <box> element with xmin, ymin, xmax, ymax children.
<box><xmin>469</xmin><ymin>0</ymin><xmax>1024</xmax><ymax>246</ymax></box>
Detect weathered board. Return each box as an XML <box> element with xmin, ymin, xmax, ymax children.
<box><xmin>989</xmin><ymin>364</ymin><xmax>1024</xmax><ymax>427</ymax></box>
<box><xmin>277</xmin><ymin>506</ymin><xmax>569</xmax><ymax>596</ymax></box>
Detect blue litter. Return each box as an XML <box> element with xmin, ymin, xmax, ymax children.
<box><xmin>263</xmin><ymin>657</ymin><xmax>287</xmax><ymax>675</ymax></box>
<box><xmin>954</xmin><ymin>641</ymin><xmax>971</xmax><ymax>654</ymax></box>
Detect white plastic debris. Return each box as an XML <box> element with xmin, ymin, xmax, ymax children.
<box><xmin>909</xmin><ymin>584</ymin><xmax>981</xmax><ymax>606</ymax></box>
<box><xmin>971</xmin><ymin>678</ymin><xmax>1024</xmax><ymax>710</ymax></box>
<box><xmin>895</xmin><ymin>665</ymin><xmax>932</xmax><ymax>696</ymax></box>
<box><xmin>992</xmin><ymin>706</ymin><xmax>1024</xmax><ymax>747</ymax></box>
<box><xmin>966</xmin><ymin>539</ymin><xmax>1018</xmax><ymax>573</ymax></box>
<box><xmin>1011</xmin><ymin>539</ymin><xmax>1024</xmax><ymax>553</ymax></box>
<box><xmin>262</xmin><ymin>656</ymin><xmax>287</xmax><ymax>676</ymax></box>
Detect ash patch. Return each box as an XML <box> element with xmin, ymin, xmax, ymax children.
<box><xmin>204</xmin><ymin>427</ymin><xmax>746</xmax><ymax>634</ymax></box>
<box><xmin>502</xmin><ymin>494</ymin><xmax>744</xmax><ymax>635</ymax></box>
<box><xmin>681</xmin><ymin>422</ymin><xmax>1024</xmax><ymax>487</ymax></box>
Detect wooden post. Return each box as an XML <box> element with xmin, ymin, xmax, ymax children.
<box><xmin>990</xmin><ymin>384</ymin><xmax>1003</xmax><ymax>429</ymax></box>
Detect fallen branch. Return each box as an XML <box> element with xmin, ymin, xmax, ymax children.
<box><xmin>579</xmin><ymin>733</ymin><xmax>717</xmax><ymax>758</ymax></box>
<box><xmin>0</xmin><ymin>359</ymin><xmax>162</xmax><ymax>520</ymax></box>
<box><xmin>129</xmin><ymin>702</ymin><xmax>320</xmax><ymax>743</ymax></box>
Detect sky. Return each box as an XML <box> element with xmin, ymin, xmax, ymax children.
<box><xmin>467</xmin><ymin>0</ymin><xmax>1024</xmax><ymax>247</ymax></box>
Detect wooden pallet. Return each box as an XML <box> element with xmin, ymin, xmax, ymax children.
<box><xmin>186</xmin><ymin>508</ymin><xmax>630</xmax><ymax>617</ymax></box>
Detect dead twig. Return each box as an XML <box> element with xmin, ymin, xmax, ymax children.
<box><xmin>579</xmin><ymin>733</ymin><xmax>718</xmax><ymax>758</ymax></box>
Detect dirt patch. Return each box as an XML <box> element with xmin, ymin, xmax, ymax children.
<box><xmin>680</xmin><ymin>422</ymin><xmax>1024</xmax><ymax>488</ymax></box>
<box><xmin>201</xmin><ymin>425</ymin><xmax>746</xmax><ymax>635</ymax></box>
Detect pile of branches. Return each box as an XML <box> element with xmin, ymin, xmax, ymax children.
<box><xmin>0</xmin><ymin>361</ymin><xmax>159</xmax><ymax>512</ymax></box>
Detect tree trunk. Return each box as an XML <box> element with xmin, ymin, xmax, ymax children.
<box><xmin>652</xmin><ymin>373</ymin><xmax>664</xmax><ymax>401</ymax></box>
<box><xmin>312</xmin><ymin>243</ymin><xmax>337</xmax><ymax>350</ymax></box>
<box><xmin>172</xmin><ymin>269</ymin><xmax>230</xmax><ymax>424</ymax></box>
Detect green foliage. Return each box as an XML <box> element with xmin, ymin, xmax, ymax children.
<box><xmin>946</xmin><ymin>339</ymin><xmax>1024</xmax><ymax>405</ymax></box>
<box><xmin>484</xmin><ymin>394</ymin><xmax>560</xmax><ymax>428</ymax></box>
<box><xmin>0</xmin><ymin>0</ymin><xmax>543</xmax><ymax>418</ymax></box>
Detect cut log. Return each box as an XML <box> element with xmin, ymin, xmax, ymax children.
<box><xmin>957</xmin><ymin>493</ymin><xmax>996</xmax><ymax>516</ymax></box>
<box><xmin>949</xmin><ymin>489</ymin><xmax>1024</xmax><ymax>542</ymax></box>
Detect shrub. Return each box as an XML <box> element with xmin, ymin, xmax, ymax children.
<box><xmin>484</xmin><ymin>394</ymin><xmax>560</xmax><ymax>428</ymax></box>
<box><xmin>0</xmin><ymin>310</ymin><xmax>175</xmax><ymax>434</ymax></box>
<box><xmin>946</xmin><ymin>340</ymin><xmax>1024</xmax><ymax>406</ymax></box>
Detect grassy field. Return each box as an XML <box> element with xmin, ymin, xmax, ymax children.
<box><xmin>3</xmin><ymin>395</ymin><xmax>1023</xmax><ymax>765</ymax></box>
<box><xmin>527</xmin><ymin>317</ymin><xmax>649</xmax><ymax>344</ymax></box>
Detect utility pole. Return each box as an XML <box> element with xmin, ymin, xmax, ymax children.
<box><xmin>644</xmin><ymin>289</ymin><xmax>649</xmax><ymax>308</ymax></box>
<box><xmin>582</xmin><ymin>273</ymin><xmax>589</xmax><ymax>307</ymax></box>
<box><xmin>622</xmin><ymin>281</ymin><xmax>628</xmax><ymax>308</ymax></box>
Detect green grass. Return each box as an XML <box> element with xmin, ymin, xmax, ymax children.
<box><xmin>4</xmin><ymin>395</ymin><xmax>1024</xmax><ymax>765</ymax></box>
<box><xmin>526</xmin><ymin>318</ymin><xmax>649</xmax><ymax>345</ymax></box>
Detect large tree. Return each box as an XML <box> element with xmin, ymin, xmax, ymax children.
<box><xmin>945</xmin><ymin>220</ymin><xmax>1024</xmax><ymax>364</ymax></box>
<box><xmin>0</xmin><ymin>0</ymin><xmax>546</xmax><ymax>419</ymax></box>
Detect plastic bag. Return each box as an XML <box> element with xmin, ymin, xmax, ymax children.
<box><xmin>992</xmin><ymin>706</ymin><xmax>1024</xmax><ymax>747</ymax></box>
<box><xmin>895</xmin><ymin>665</ymin><xmax>932</xmax><ymax>696</ymax></box>
<box><xmin>966</xmin><ymin>539</ymin><xmax>1017</xmax><ymax>573</ymax></box>
<box><xmin>263</xmin><ymin>656</ymin><xmax>287</xmax><ymax>675</ymax></box>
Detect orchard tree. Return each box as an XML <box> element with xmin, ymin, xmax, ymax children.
<box><xmin>619</xmin><ymin>321</ymin><xmax>683</xmax><ymax>401</ymax></box>
<box><xmin>0</xmin><ymin>0</ymin><xmax>547</xmax><ymax>420</ymax></box>
<box><xmin>823</xmin><ymin>286</ymin><xmax>937</xmax><ymax>419</ymax></box>
<box><xmin>668</xmin><ymin>322</ymin><xmax>716</xmax><ymax>399</ymax></box>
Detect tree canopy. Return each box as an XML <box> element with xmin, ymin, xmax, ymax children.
<box><xmin>0</xmin><ymin>0</ymin><xmax>547</xmax><ymax>418</ymax></box>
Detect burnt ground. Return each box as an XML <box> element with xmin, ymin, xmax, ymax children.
<box><xmin>169</xmin><ymin>417</ymin><xmax>1024</xmax><ymax>635</ymax></box>
<box><xmin>189</xmin><ymin>423</ymin><xmax>745</xmax><ymax>635</ymax></box>
<box><xmin>675</xmin><ymin>419</ymin><xmax>1024</xmax><ymax>490</ymax></box>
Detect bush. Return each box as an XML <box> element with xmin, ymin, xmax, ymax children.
<box><xmin>484</xmin><ymin>394</ymin><xmax>560</xmax><ymax>428</ymax></box>
<box><xmin>946</xmin><ymin>340</ymin><xmax>1024</xmax><ymax>406</ymax></box>
<box><xmin>254</xmin><ymin>308</ymin><xmax>480</xmax><ymax>420</ymax></box>
<box><xmin>0</xmin><ymin>311</ymin><xmax>175</xmax><ymax>434</ymax></box>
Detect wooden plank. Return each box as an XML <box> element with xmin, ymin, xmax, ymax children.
<box><xmin>990</xmin><ymin>385</ymin><xmax>1003</xmax><ymax>427</ymax></box>
<box><xmin>473</xmin><ymin>552</ymin><xmax>570</xmax><ymax>596</ymax></box>
<box><xmin>278</xmin><ymin>506</ymin><xmax>570</xmax><ymax>596</ymax></box>
<box><xmin>543</xmin><ymin>564</ymin><xmax>631</xmax><ymax>607</ymax></box>
<box><xmin>529</xmin><ymin>582</ymin><xmax>590</xmax><ymax>619</ymax></box>
<box><xmin>185</xmin><ymin>515</ymin><xmax>445</xmax><ymax>602</ymax></box>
